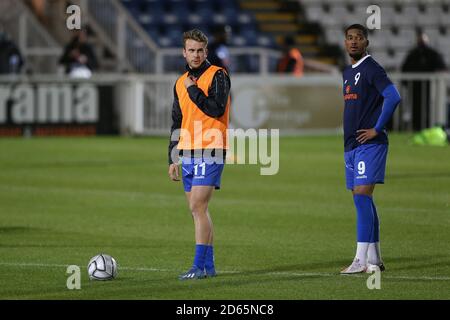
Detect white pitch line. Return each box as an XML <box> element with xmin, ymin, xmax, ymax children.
<box><xmin>120</xmin><ymin>266</ymin><xmax>173</xmax><ymax>272</ymax></box>
<box><xmin>269</xmin><ymin>271</ymin><xmax>450</xmax><ymax>281</ymax></box>
<box><xmin>0</xmin><ymin>262</ymin><xmax>449</xmax><ymax>281</ymax></box>
<box><xmin>0</xmin><ymin>262</ymin><xmax>69</xmax><ymax>268</ymax></box>
<box><xmin>382</xmin><ymin>275</ymin><xmax>450</xmax><ymax>281</ymax></box>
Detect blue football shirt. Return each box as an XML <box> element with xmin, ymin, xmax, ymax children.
<box><xmin>342</xmin><ymin>55</ymin><xmax>393</xmax><ymax>151</ymax></box>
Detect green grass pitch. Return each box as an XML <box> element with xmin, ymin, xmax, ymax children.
<box><xmin>0</xmin><ymin>134</ymin><xmax>449</xmax><ymax>299</ymax></box>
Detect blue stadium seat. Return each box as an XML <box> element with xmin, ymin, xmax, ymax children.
<box><xmin>122</xmin><ymin>0</ymin><xmax>273</xmax><ymax>51</ymax></box>
<box><xmin>184</xmin><ymin>22</ymin><xmax>210</xmax><ymax>35</ymax></box>
<box><xmin>241</xmin><ymin>28</ymin><xmax>258</xmax><ymax>46</ymax></box>
<box><xmin>162</xmin><ymin>12</ymin><xmax>184</xmax><ymax>25</ymax></box>
<box><xmin>231</xmin><ymin>35</ymin><xmax>248</xmax><ymax>47</ymax></box>
<box><xmin>158</xmin><ymin>36</ymin><xmax>174</xmax><ymax>47</ymax></box>
<box><xmin>215</xmin><ymin>0</ymin><xmax>238</xmax><ymax>11</ymax></box>
<box><xmin>195</xmin><ymin>7</ymin><xmax>214</xmax><ymax>24</ymax></box>
<box><xmin>165</xmin><ymin>0</ymin><xmax>189</xmax><ymax>14</ymax></box>
<box><xmin>212</xmin><ymin>13</ymin><xmax>227</xmax><ymax>26</ymax></box>
<box><xmin>222</xmin><ymin>7</ymin><xmax>239</xmax><ymax>26</ymax></box>
<box><xmin>189</xmin><ymin>0</ymin><xmax>213</xmax><ymax>12</ymax></box>
<box><xmin>147</xmin><ymin>4</ymin><xmax>163</xmax><ymax>16</ymax></box>
<box><xmin>126</xmin><ymin>6</ymin><xmax>141</xmax><ymax>20</ymax></box>
<box><xmin>145</xmin><ymin>27</ymin><xmax>159</xmax><ymax>41</ymax></box>
<box><xmin>138</xmin><ymin>13</ymin><xmax>162</xmax><ymax>27</ymax></box>
<box><xmin>125</xmin><ymin>0</ymin><xmax>164</xmax><ymax>14</ymax></box>
<box><xmin>121</xmin><ymin>0</ymin><xmax>136</xmax><ymax>8</ymax></box>
<box><xmin>257</xmin><ymin>35</ymin><xmax>277</xmax><ymax>48</ymax></box>
<box><xmin>237</xmin><ymin>12</ymin><xmax>254</xmax><ymax>26</ymax></box>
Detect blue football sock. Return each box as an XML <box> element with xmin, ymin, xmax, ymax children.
<box><xmin>205</xmin><ymin>245</ymin><xmax>215</xmax><ymax>271</ymax></box>
<box><xmin>353</xmin><ymin>194</ymin><xmax>374</xmax><ymax>242</ymax></box>
<box><xmin>193</xmin><ymin>244</ymin><xmax>208</xmax><ymax>270</ymax></box>
<box><xmin>370</xmin><ymin>200</ymin><xmax>380</xmax><ymax>243</ymax></box>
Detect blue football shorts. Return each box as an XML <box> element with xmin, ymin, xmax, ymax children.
<box><xmin>344</xmin><ymin>143</ymin><xmax>388</xmax><ymax>190</ymax></box>
<box><xmin>181</xmin><ymin>157</ymin><xmax>225</xmax><ymax>192</ymax></box>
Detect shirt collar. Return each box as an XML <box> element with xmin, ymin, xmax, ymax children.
<box><xmin>352</xmin><ymin>54</ymin><xmax>371</xmax><ymax>68</ymax></box>
<box><xmin>186</xmin><ymin>60</ymin><xmax>211</xmax><ymax>77</ymax></box>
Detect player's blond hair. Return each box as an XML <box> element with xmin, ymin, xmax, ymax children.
<box><xmin>183</xmin><ymin>29</ymin><xmax>208</xmax><ymax>48</ymax></box>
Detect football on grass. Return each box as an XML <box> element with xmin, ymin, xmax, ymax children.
<box><xmin>88</xmin><ymin>254</ymin><xmax>117</xmax><ymax>280</ymax></box>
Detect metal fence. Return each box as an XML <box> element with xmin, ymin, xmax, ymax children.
<box><xmin>391</xmin><ymin>73</ymin><xmax>449</xmax><ymax>132</ymax></box>
<box><xmin>0</xmin><ymin>0</ymin><xmax>62</xmax><ymax>74</ymax></box>
<box><xmin>1</xmin><ymin>72</ymin><xmax>448</xmax><ymax>136</ymax></box>
<box><xmin>135</xmin><ymin>72</ymin><xmax>450</xmax><ymax>136</ymax></box>
<box><xmin>85</xmin><ymin>0</ymin><xmax>338</xmax><ymax>75</ymax></box>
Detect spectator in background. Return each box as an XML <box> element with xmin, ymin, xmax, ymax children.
<box><xmin>59</xmin><ymin>29</ymin><xmax>98</xmax><ymax>78</ymax></box>
<box><xmin>207</xmin><ymin>25</ymin><xmax>232</xmax><ymax>72</ymax></box>
<box><xmin>277</xmin><ymin>35</ymin><xmax>304</xmax><ymax>77</ymax></box>
<box><xmin>401</xmin><ymin>32</ymin><xmax>447</xmax><ymax>131</ymax></box>
<box><xmin>0</xmin><ymin>30</ymin><xmax>24</xmax><ymax>74</ymax></box>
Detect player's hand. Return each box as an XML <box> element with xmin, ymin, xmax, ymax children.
<box><xmin>356</xmin><ymin>128</ymin><xmax>378</xmax><ymax>144</ymax></box>
<box><xmin>184</xmin><ymin>76</ymin><xmax>197</xmax><ymax>88</ymax></box>
<box><xmin>168</xmin><ymin>164</ymin><xmax>180</xmax><ymax>181</ymax></box>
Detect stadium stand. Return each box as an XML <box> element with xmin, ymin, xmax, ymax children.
<box><xmin>301</xmin><ymin>0</ymin><xmax>450</xmax><ymax>70</ymax></box>
<box><xmin>2</xmin><ymin>0</ymin><xmax>447</xmax><ymax>74</ymax></box>
<box><xmin>119</xmin><ymin>0</ymin><xmax>343</xmax><ymax>70</ymax></box>
<box><xmin>239</xmin><ymin>0</ymin><xmax>342</xmax><ymax>66</ymax></box>
<box><xmin>120</xmin><ymin>0</ymin><xmax>276</xmax><ymax>48</ymax></box>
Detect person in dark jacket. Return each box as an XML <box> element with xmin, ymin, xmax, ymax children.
<box><xmin>0</xmin><ymin>31</ymin><xmax>24</xmax><ymax>74</ymax></box>
<box><xmin>59</xmin><ymin>30</ymin><xmax>98</xmax><ymax>77</ymax></box>
<box><xmin>207</xmin><ymin>25</ymin><xmax>232</xmax><ymax>72</ymax></box>
<box><xmin>401</xmin><ymin>32</ymin><xmax>447</xmax><ymax>131</ymax></box>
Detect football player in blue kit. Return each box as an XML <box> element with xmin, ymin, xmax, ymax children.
<box><xmin>340</xmin><ymin>24</ymin><xmax>401</xmax><ymax>274</ymax></box>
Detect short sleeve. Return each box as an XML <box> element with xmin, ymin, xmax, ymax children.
<box><xmin>368</xmin><ymin>63</ymin><xmax>393</xmax><ymax>94</ymax></box>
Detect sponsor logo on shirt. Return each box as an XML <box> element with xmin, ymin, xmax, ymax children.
<box><xmin>344</xmin><ymin>85</ymin><xmax>358</xmax><ymax>100</ymax></box>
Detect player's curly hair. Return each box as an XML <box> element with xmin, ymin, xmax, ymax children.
<box><xmin>183</xmin><ymin>29</ymin><xmax>208</xmax><ymax>47</ymax></box>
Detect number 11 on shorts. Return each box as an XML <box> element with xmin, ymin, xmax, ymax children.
<box><xmin>194</xmin><ymin>162</ymin><xmax>206</xmax><ymax>176</ymax></box>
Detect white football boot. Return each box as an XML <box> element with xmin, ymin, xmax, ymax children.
<box><xmin>340</xmin><ymin>259</ymin><xmax>367</xmax><ymax>274</ymax></box>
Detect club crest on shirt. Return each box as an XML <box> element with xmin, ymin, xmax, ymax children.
<box><xmin>344</xmin><ymin>84</ymin><xmax>358</xmax><ymax>100</ymax></box>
